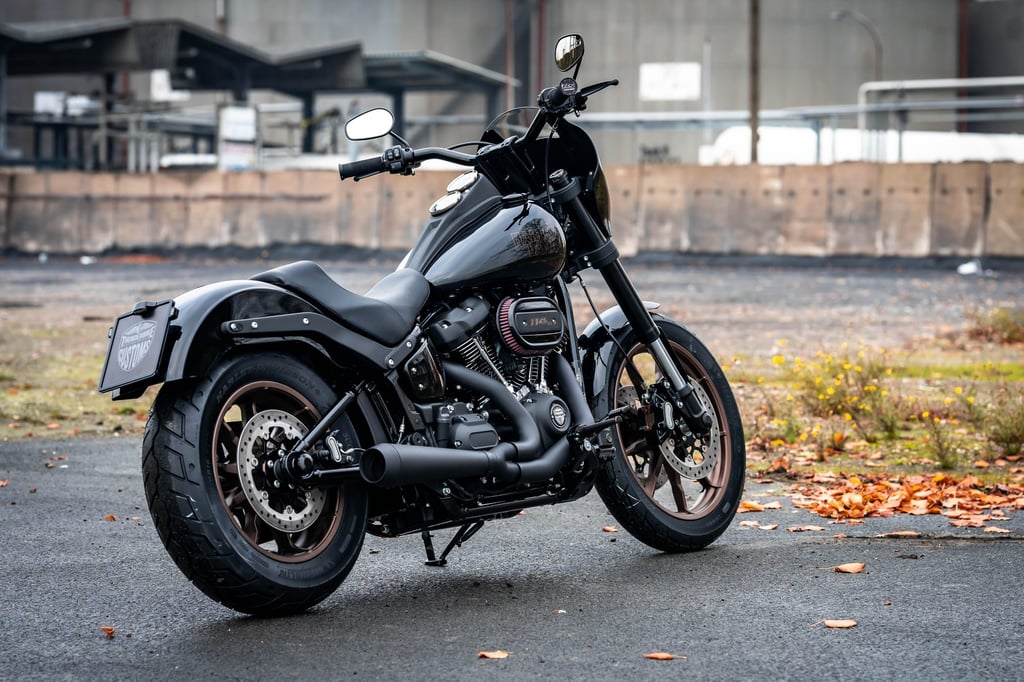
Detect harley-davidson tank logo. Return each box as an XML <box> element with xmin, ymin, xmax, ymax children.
<box><xmin>117</xmin><ymin>320</ymin><xmax>157</xmax><ymax>372</ymax></box>
<box><xmin>512</xmin><ymin>218</ymin><xmax>562</xmax><ymax>258</ymax></box>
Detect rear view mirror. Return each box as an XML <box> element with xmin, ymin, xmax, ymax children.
<box><xmin>345</xmin><ymin>108</ymin><xmax>395</xmax><ymax>141</ymax></box>
<box><xmin>554</xmin><ymin>34</ymin><xmax>584</xmax><ymax>73</ymax></box>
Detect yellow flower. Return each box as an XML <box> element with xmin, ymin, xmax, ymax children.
<box><xmin>772</xmin><ymin>355</ymin><xmax>785</xmax><ymax>366</ymax></box>
<box><xmin>826</xmin><ymin>387</ymin><xmax>835</xmax><ymax>395</ymax></box>
<box><xmin>967</xmin><ymin>396</ymin><xmax>975</xmax><ymax>405</ymax></box>
<box><xmin>757</xmin><ymin>376</ymin><xmax>765</xmax><ymax>384</ymax></box>
<box><xmin>954</xmin><ymin>387</ymin><xmax>963</xmax><ymax>395</ymax></box>
<box><xmin>922</xmin><ymin>410</ymin><xmax>930</xmax><ymax>419</ymax></box>
<box><xmin>843</xmin><ymin>413</ymin><xmax>852</xmax><ymax>421</ymax></box>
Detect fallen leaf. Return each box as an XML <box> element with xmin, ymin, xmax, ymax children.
<box><xmin>834</xmin><ymin>562</ymin><xmax>866</xmax><ymax>574</ymax></box>
<box><xmin>478</xmin><ymin>650</ymin><xmax>509</xmax><ymax>659</ymax></box>
<box><xmin>28</xmin><ymin>487</ymin><xmax>37</xmax><ymax>494</ymax></box>
<box><xmin>739</xmin><ymin>520</ymin><xmax>760</xmax><ymax>528</ymax></box>
<box><xmin>787</xmin><ymin>525</ymin><xmax>826</xmax><ymax>532</ymax></box>
<box><xmin>762</xmin><ymin>501</ymin><xmax>783</xmax><ymax>510</ymax></box>
<box><xmin>823</xmin><ymin>619</ymin><xmax>858</xmax><ymax>629</ymax></box>
<box><xmin>100</xmin><ymin>626</ymin><xmax>116</xmax><ymax>639</ymax></box>
<box><xmin>644</xmin><ymin>652</ymin><xmax>685</xmax><ymax>660</ymax></box>
<box><xmin>876</xmin><ymin>531</ymin><xmax>920</xmax><ymax>538</ymax></box>
<box><xmin>0</xmin><ymin>479</ymin><xmax>9</xmax><ymax>487</ymax></box>
<box><xmin>103</xmin><ymin>514</ymin><xmax>117</xmax><ymax>522</ymax></box>
<box><xmin>984</xmin><ymin>526</ymin><xmax>1011</xmax><ymax>534</ymax></box>
<box><xmin>739</xmin><ymin>500</ymin><xmax>765</xmax><ymax>513</ymax></box>
<box><xmin>758</xmin><ymin>524</ymin><xmax>779</xmax><ymax>531</ymax></box>
<box><xmin>601</xmin><ymin>526</ymin><xmax>618</xmax><ymax>533</ymax></box>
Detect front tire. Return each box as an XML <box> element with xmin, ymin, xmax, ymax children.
<box><xmin>593</xmin><ymin>321</ymin><xmax>745</xmax><ymax>552</ymax></box>
<box><xmin>142</xmin><ymin>352</ymin><xmax>368</xmax><ymax>615</ymax></box>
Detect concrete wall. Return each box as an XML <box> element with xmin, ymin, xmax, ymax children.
<box><xmin>3</xmin><ymin>164</ymin><xmax>1022</xmax><ymax>258</ymax></box>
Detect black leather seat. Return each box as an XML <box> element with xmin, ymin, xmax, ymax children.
<box><xmin>252</xmin><ymin>260</ymin><xmax>430</xmax><ymax>346</ymax></box>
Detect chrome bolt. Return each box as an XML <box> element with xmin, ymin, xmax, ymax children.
<box><xmin>250</xmin><ymin>321</ymin><xmax>259</xmax><ymax>329</ymax></box>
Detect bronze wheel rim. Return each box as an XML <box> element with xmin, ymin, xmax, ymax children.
<box><xmin>613</xmin><ymin>341</ymin><xmax>732</xmax><ymax>520</ymax></box>
<box><xmin>211</xmin><ymin>381</ymin><xmax>343</xmax><ymax>563</ymax></box>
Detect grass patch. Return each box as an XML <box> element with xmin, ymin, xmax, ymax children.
<box><xmin>0</xmin><ymin>324</ymin><xmax>150</xmax><ymax>439</ymax></box>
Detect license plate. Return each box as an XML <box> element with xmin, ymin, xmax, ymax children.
<box><xmin>98</xmin><ymin>300</ymin><xmax>174</xmax><ymax>393</ymax></box>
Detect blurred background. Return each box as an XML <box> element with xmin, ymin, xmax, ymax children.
<box><xmin>1</xmin><ymin>0</ymin><xmax>1022</xmax><ymax>170</ymax></box>
<box><xmin>1</xmin><ymin>1</ymin><xmax>1022</xmax><ymax>260</ymax></box>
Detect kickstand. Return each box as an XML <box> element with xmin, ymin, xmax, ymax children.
<box><xmin>421</xmin><ymin>521</ymin><xmax>485</xmax><ymax>567</ymax></box>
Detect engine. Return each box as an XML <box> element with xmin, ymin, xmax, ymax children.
<box><xmin>405</xmin><ymin>292</ymin><xmax>571</xmax><ymax>451</ymax></box>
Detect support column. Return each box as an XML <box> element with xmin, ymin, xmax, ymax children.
<box><xmin>301</xmin><ymin>93</ymin><xmax>314</xmax><ymax>153</ymax></box>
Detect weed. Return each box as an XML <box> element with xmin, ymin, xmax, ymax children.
<box><xmin>986</xmin><ymin>390</ymin><xmax>1024</xmax><ymax>457</ymax></box>
<box><xmin>966</xmin><ymin>305</ymin><xmax>1024</xmax><ymax>344</ymax></box>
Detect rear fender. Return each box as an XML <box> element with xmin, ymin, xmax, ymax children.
<box><xmin>110</xmin><ymin>280</ymin><xmax>320</xmax><ymax>399</ymax></box>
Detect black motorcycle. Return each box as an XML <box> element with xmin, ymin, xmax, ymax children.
<box><xmin>99</xmin><ymin>34</ymin><xmax>745</xmax><ymax>616</ymax></box>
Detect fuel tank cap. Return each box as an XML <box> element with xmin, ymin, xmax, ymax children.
<box><xmin>446</xmin><ymin>171</ymin><xmax>479</xmax><ymax>193</ymax></box>
<box><xmin>429</xmin><ymin>192</ymin><xmax>462</xmax><ymax>216</ymax></box>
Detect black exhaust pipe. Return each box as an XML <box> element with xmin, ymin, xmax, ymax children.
<box><xmin>360</xmin><ymin>442</ymin><xmax>514</xmax><ymax>487</ymax></box>
<box><xmin>359</xmin><ymin>355</ymin><xmax>592</xmax><ymax>488</ymax></box>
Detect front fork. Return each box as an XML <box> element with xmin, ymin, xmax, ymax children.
<box><xmin>548</xmin><ymin>170</ymin><xmax>712</xmax><ymax>435</ymax></box>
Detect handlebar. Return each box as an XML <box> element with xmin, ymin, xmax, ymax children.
<box><xmin>338</xmin><ymin>155</ymin><xmax>387</xmax><ymax>181</ymax></box>
<box><xmin>339</xmin><ymin>146</ymin><xmax>476</xmax><ymax>182</ymax></box>
<box><xmin>337</xmin><ymin>78</ymin><xmax>618</xmax><ymax>182</ymax></box>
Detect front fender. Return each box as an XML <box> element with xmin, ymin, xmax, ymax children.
<box><xmin>577</xmin><ymin>301</ymin><xmax>664</xmax><ymax>405</ymax></box>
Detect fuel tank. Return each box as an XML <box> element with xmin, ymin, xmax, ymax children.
<box><xmin>402</xmin><ymin>170</ymin><xmax>566</xmax><ymax>292</ymax></box>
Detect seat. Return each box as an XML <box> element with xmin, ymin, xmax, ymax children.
<box><xmin>252</xmin><ymin>260</ymin><xmax>430</xmax><ymax>346</ymax></box>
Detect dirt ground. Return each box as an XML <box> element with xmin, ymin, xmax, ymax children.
<box><xmin>1</xmin><ymin>252</ymin><xmax>1022</xmax><ymax>442</ymax></box>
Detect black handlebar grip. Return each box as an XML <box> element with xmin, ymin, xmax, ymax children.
<box><xmin>338</xmin><ymin>155</ymin><xmax>386</xmax><ymax>180</ymax></box>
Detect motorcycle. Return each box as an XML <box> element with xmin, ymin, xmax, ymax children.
<box><xmin>99</xmin><ymin>34</ymin><xmax>745</xmax><ymax>616</ymax></box>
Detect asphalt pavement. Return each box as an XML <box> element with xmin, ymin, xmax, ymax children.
<box><xmin>2</xmin><ymin>255</ymin><xmax>1023</xmax><ymax>680</ymax></box>
<box><xmin>2</xmin><ymin>436</ymin><xmax>1022</xmax><ymax>681</ymax></box>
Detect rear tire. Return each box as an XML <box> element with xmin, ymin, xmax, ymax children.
<box><xmin>142</xmin><ymin>352</ymin><xmax>368</xmax><ymax>615</ymax></box>
<box><xmin>594</xmin><ymin>321</ymin><xmax>745</xmax><ymax>552</ymax></box>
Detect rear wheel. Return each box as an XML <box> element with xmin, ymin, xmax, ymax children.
<box><xmin>594</xmin><ymin>321</ymin><xmax>745</xmax><ymax>552</ymax></box>
<box><xmin>142</xmin><ymin>352</ymin><xmax>368</xmax><ymax>615</ymax></box>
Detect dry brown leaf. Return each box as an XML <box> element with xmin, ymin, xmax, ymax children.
<box><xmin>103</xmin><ymin>514</ymin><xmax>117</xmax><ymax>522</ymax></box>
<box><xmin>823</xmin><ymin>619</ymin><xmax>858</xmax><ymax>629</ymax></box>
<box><xmin>787</xmin><ymin>525</ymin><xmax>826</xmax><ymax>532</ymax></box>
<box><xmin>762</xmin><ymin>501</ymin><xmax>783</xmax><ymax>510</ymax></box>
<box><xmin>739</xmin><ymin>520</ymin><xmax>760</xmax><ymax>528</ymax></box>
<box><xmin>601</xmin><ymin>526</ymin><xmax>619</xmax><ymax>533</ymax></box>
<box><xmin>984</xmin><ymin>526</ymin><xmax>1011</xmax><ymax>534</ymax></box>
<box><xmin>478</xmin><ymin>650</ymin><xmax>509</xmax><ymax>659</ymax></box>
<box><xmin>876</xmin><ymin>531</ymin><xmax>921</xmax><ymax>538</ymax></box>
<box><xmin>100</xmin><ymin>626</ymin><xmax>116</xmax><ymax>639</ymax></box>
<box><xmin>834</xmin><ymin>562</ymin><xmax>866</xmax><ymax>574</ymax></box>
<box><xmin>644</xmin><ymin>652</ymin><xmax>685</xmax><ymax>660</ymax></box>
<box><xmin>0</xmin><ymin>479</ymin><xmax>9</xmax><ymax>487</ymax></box>
<box><xmin>28</xmin><ymin>487</ymin><xmax>37</xmax><ymax>494</ymax></box>
<box><xmin>758</xmin><ymin>524</ymin><xmax>779</xmax><ymax>531</ymax></box>
<box><xmin>739</xmin><ymin>501</ymin><xmax>765</xmax><ymax>513</ymax></box>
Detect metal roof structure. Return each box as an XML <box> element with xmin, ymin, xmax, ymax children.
<box><xmin>0</xmin><ymin>18</ymin><xmax>515</xmax><ymax>158</ymax></box>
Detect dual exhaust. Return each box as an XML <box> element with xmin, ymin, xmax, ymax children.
<box><xmin>359</xmin><ymin>355</ymin><xmax>592</xmax><ymax>488</ymax></box>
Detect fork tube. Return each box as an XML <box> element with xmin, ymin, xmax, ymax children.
<box><xmin>548</xmin><ymin>170</ymin><xmax>709</xmax><ymax>431</ymax></box>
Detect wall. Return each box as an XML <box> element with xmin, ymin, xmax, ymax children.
<box><xmin>3</xmin><ymin>163</ymin><xmax>1022</xmax><ymax>258</ymax></box>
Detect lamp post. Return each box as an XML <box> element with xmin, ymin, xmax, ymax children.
<box><xmin>832</xmin><ymin>9</ymin><xmax>883</xmax><ymax>160</ymax></box>
<box><xmin>831</xmin><ymin>9</ymin><xmax>882</xmax><ymax>82</ymax></box>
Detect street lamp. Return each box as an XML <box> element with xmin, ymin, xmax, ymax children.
<box><xmin>831</xmin><ymin>9</ymin><xmax>883</xmax><ymax>82</ymax></box>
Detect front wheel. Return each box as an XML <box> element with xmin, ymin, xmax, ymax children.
<box><xmin>593</xmin><ymin>320</ymin><xmax>745</xmax><ymax>552</ymax></box>
<box><xmin>142</xmin><ymin>351</ymin><xmax>368</xmax><ymax>615</ymax></box>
